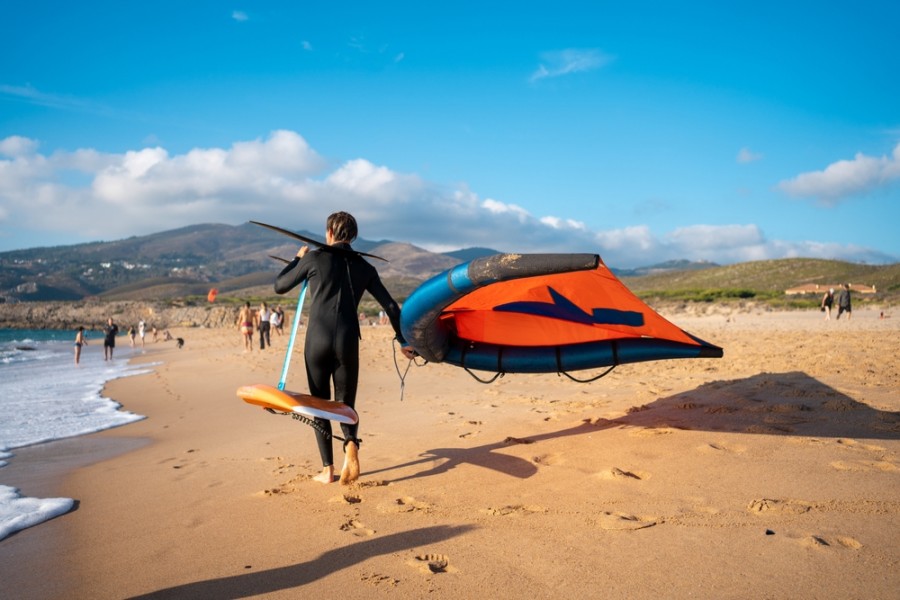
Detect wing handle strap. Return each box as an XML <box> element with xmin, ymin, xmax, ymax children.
<box><xmin>461</xmin><ymin>344</ymin><xmax>505</xmax><ymax>384</ymax></box>
<box><xmin>555</xmin><ymin>343</ymin><xmax>618</xmax><ymax>383</ymax></box>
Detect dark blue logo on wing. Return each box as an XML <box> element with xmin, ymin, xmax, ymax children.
<box><xmin>494</xmin><ymin>287</ymin><xmax>644</xmax><ymax>327</ymax></box>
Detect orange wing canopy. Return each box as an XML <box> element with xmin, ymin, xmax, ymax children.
<box><xmin>400</xmin><ymin>253</ymin><xmax>722</xmax><ymax>375</ymax></box>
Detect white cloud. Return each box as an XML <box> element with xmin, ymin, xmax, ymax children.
<box><xmin>778</xmin><ymin>142</ymin><xmax>900</xmax><ymax>205</ymax></box>
<box><xmin>232</xmin><ymin>10</ymin><xmax>248</xmax><ymax>22</ymax></box>
<box><xmin>0</xmin><ymin>131</ymin><xmax>893</xmax><ymax>266</ymax></box>
<box><xmin>0</xmin><ymin>136</ymin><xmax>39</xmax><ymax>157</ymax></box>
<box><xmin>530</xmin><ymin>49</ymin><xmax>614</xmax><ymax>82</ymax></box>
<box><xmin>737</xmin><ymin>147</ymin><xmax>763</xmax><ymax>163</ymax></box>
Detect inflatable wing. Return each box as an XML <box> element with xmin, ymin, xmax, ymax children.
<box><xmin>400</xmin><ymin>253</ymin><xmax>723</xmax><ymax>375</ymax></box>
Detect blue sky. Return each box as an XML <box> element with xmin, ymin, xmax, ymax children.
<box><xmin>1</xmin><ymin>1</ymin><xmax>898</xmax><ymax>268</ymax></box>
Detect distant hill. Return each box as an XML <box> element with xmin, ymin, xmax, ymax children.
<box><xmin>0</xmin><ymin>223</ymin><xmax>496</xmax><ymax>303</ymax></box>
<box><xmin>1</xmin><ymin>225</ymin><xmax>897</xmax><ymax>306</ymax></box>
<box><xmin>621</xmin><ymin>258</ymin><xmax>900</xmax><ymax>293</ymax></box>
<box><xmin>621</xmin><ymin>258</ymin><xmax>900</xmax><ymax>307</ymax></box>
<box><xmin>444</xmin><ymin>247</ymin><xmax>500</xmax><ymax>262</ymax></box>
<box><xmin>612</xmin><ymin>259</ymin><xmax>718</xmax><ymax>277</ymax></box>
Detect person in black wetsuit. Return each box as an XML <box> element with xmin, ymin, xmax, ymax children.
<box><xmin>274</xmin><ymin>212</ymin><xmax>415</xmax><ymax>484</ymax></box>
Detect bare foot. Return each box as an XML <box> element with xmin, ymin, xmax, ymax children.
<box><xmin>312</xmin><ymin>466</ymin><xmax>335</xmax><ymax>484</ymax></box>
<box><xmin>340</xmin><ymin>442</ymin><xmax>360</xmax><ymax>485</ymax></box>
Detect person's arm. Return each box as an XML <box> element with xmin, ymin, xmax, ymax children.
<box><xmin>274</xmin><ymin>246</ymin><xmax>311</xmax><ymax>294</ymax></box>
<box><xmin>366</xmin><ymin>276</ymin><xmax>416</xmax><ymax>358</ymax></box>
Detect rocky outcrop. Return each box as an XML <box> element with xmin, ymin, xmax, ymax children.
<box><xmin>0</xmin><ymin>301</ymin><xmax>241</xmax><ymax>332</ymax></box>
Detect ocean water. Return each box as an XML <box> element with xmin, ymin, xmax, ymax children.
<box><xmin>0</xmin><ymin>329</ymin><xmax>154</xmax><ymax>540</ymax></box>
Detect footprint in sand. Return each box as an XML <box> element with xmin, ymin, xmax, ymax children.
<box><xmin>481</xmin><ymin>504</ymin><xmax>547</xmax><ymax>517</ymax></box>
<box><xmin>360</xmin><ymin>572</ymin><xmax>399</xmax><ymax>587</ymax></box>
<box><xmin>408</xmin><ymin>553</ymin><xmax>457</xmax><ymax>574</ymax></box>
<box><xmin>259</xmin><ymin>474</ymin><xmax>311</xmax><ymax>496</ymax></box>
<box><xmin>800</xmin><ymin>535</ymin><xmax>863</xmax><ymax>550</ymax></box>
<box><xmin>532</xmin><ymin>453</ymin><xmax>564</xmax><ymax>466</ymax></box>
<box><xmin>627</xmin><ymin>426</ymin><xmax>685</xmax><ymax>437</ymax></box>
<box><xmin>835</xmin><ymin>438</ymin><xmax>888</xmax><ymax>453</ymax></box>
<box><xmin>378</xmin><ymin>496</ymin><xmax>431</xmax><ymax>514</ymax></box>
<box><xmin>504</xmin><ymin>436</ymin><xmax>534</xmax><ymax>445</ymax></box>
<box><xmin>697</xmin><ymin>442</ymin><xmax>747</xmax><ymax>454</ymax></box>
<box><xmin>746</xmin><ymin>423</ymin><xmax>796</xmax><ymax>434</ymax></box>
<box><xmin>596</xmin><ymin>511</ymin><xmax>657</xmax><ymax>531</ymax></box>
<box><xmin>358</xmin><ymin>480</ymin><xmax>390</xmax><ymax>489</ymax></box>
<box><xmin>829</xmin><ymin>460</ymin><xmax>899</xmax><ymax>473</ymax></box>
<box><xmin>340</xmin><ymin>518</ymin><xmax>375</xmax><ymax>537</ymax></box>
<box><xmin>747</xmin><ymin>498</ymin><xmax>813</xmax><ymax>515</ymax></box>
<box><xmin>596</xmin><ymin>467</ymin><xmax>648</xmax><ymax>481</ymax></box>
<box><xmin>329</xmin><ymin>493</ymin><xmax>362</xmax><ymax>504</ymax></box>
<box><xmin>676</xmin><ymin>401</ymin><xmax>704</xmax><ymax>410</ymax></box>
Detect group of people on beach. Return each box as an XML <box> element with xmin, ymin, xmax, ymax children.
<box><xmin>73</xmin><ymin>317</ymin><xmax>121</xmax><ymax>364</ymax></box>
<box><xmin>237</xmin><ymin>302</ymin><xmax>286</xmax><ymax>351</ymax></box>
<box><xmin>74</xmin><ymin>317</ymin><xmax>172</xmax><ymax>364</ymax></box>
<box><xmin>820</xmin><ymin>284</ymin><xmax>853</xmax><ymax>321</ymax></box>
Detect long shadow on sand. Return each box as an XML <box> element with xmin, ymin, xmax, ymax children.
<box><xmin>368</xmin><ymin>371</ymin><xmax>899</xmax><ymax>484</ymax></box>
<box><xmin>128</xmin><ymin>525</ymin><xmax>472</xmax><ymax>599</ymax></box>
<box><xmin>618</xmin><ymin>371</ymin><xmax>900</xmax><ymax>440</ymax></box>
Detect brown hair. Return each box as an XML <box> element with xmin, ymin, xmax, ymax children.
<box><xmin>326</xmin><ymin>211</ymin><xmax>358</xmax><ymax>243</ymax></box>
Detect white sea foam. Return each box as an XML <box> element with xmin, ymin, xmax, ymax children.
<box><xmin>0</xmin><ymin>486</ymin><xmax>75</xmax><ymax>540</ymax></box>
<box><xmin>0</xmin><ymin>330</ymin><xmax>153</xmax><ymax>540</ymax></box>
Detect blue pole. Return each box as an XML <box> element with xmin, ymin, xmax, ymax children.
<box><xmin>278</xmin><ymin>281</ymin><xmax>307</xmax><ymax>391</ymax></box>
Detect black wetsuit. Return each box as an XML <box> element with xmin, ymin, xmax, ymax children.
<box><xmin>274</xmin><ymin>243</ymin><xmax>405</xmax><ymax>467</ymax></box>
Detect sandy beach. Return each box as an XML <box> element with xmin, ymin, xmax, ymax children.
<box><xmin>1</xmin><ymin>308</ymin><xmax>898</xmax><ymax>599</ymax></box>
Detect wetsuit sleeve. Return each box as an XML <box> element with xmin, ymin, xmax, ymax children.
<box><xmin>366</xmin><ymin>276</ymin><xmax>407</xmax><ymax>345</ymax></box>
<box><xmin>274</xmin><ymin>256</ymin><xmax>311</xmax><ymax>294</ymax></box>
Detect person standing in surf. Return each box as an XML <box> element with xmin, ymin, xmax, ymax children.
<box><xmin>103</xmin><ymin>317</ymin><xmax>119</xmax><ymax>361</ymax></box>
<box><xmin>74</xmin><ymin>326</ymin><xmax>87</xmax><ymax>364</ymax></box>
<box><xmin>275</xmin><ymin>211</ymin><xmax>414</xmax><ymax>485</ymax></box>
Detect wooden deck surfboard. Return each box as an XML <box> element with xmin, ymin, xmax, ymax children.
<box><xmin>237</xmin><ymin>384</ymin><xmax>359</xmax><ymax>425</ymax></box>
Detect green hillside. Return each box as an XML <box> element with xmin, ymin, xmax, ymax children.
<box><xmin>622</xmin><ymin>258</ymin><xmax>900</xmax><ymax>307</ymax></box>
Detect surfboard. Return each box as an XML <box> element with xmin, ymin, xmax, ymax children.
<box><xmin>236</xmin><ymin>384</ymin><xmax>358</xmax><ymax>425</ymax></box>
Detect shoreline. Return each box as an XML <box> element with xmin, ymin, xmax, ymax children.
<box><xmin>1</xmin><ymin>310</ymin><xmax>898</xmax><ymax>599</ymax></box>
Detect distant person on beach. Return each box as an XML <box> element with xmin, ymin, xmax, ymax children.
<box><xmin>274</xmin><ymin>211</ymin><xmax>415</xmax><ymax>485</ymax></box>
<box><xmin>821</xmin><ymin>288</ymin><xmax>834</xmax><ymax>320</ymax></box>
<box><xmin>74</xmin><ymin>326</ymin><xmax>87</xmax><ymax>364</ymax></box>
<box><xmin>128</xmin><ymin>325</ymin><xmax>136</xmax><ymax>347</ymax></box>
<box><xmin>836</xmin><ymin>284</ymin><xmax>852</xmax><ymax>320</ymax></box>
<box><xmin>271</xmin><ymin>306</ymin><xmax>284</xmax><ymax>336</ymax></box>
<box><xmin>237</xmin><ymin>302</ymin><xmax>254</xmax><ymax>351</ymax></box>
<box><xmin>138</xmin><ymin>320</ymin><xmax>146</xmax><ymax>348</ymax></box>
<box><xmin>103</xmin><ymin>317</ymin><xmax>119</xmax><ymax>360</ymax></box>
<box><xmin>258</xmin><ymin>302</ymin><xmax>272</xmax><ymax>349</ymax></box>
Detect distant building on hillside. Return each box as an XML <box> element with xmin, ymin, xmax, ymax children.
<box><xmin>784</xmin><ymin>283</ymin><xmax>877</xmax><ymax>295</ymax></box>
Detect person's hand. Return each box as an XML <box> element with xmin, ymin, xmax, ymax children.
<box><xmin>400</xmin><ymin>345</ymin><xmax>417</xmax><ymax>360</ymax></box>
<box><xmin>297</xmin><ymin>245</ymin><xmax>309</xmax><ymax>258</ymax></box>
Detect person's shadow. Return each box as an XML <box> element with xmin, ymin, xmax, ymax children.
<box><xmin>368</xmin><ymin>371</ymin><xmax>899</xmax><ymax>483</ymax></box>
<box><xmin>129</xmin><ymin>525</ymin><xmax>473</xmax><ymax>599</ymax></box>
